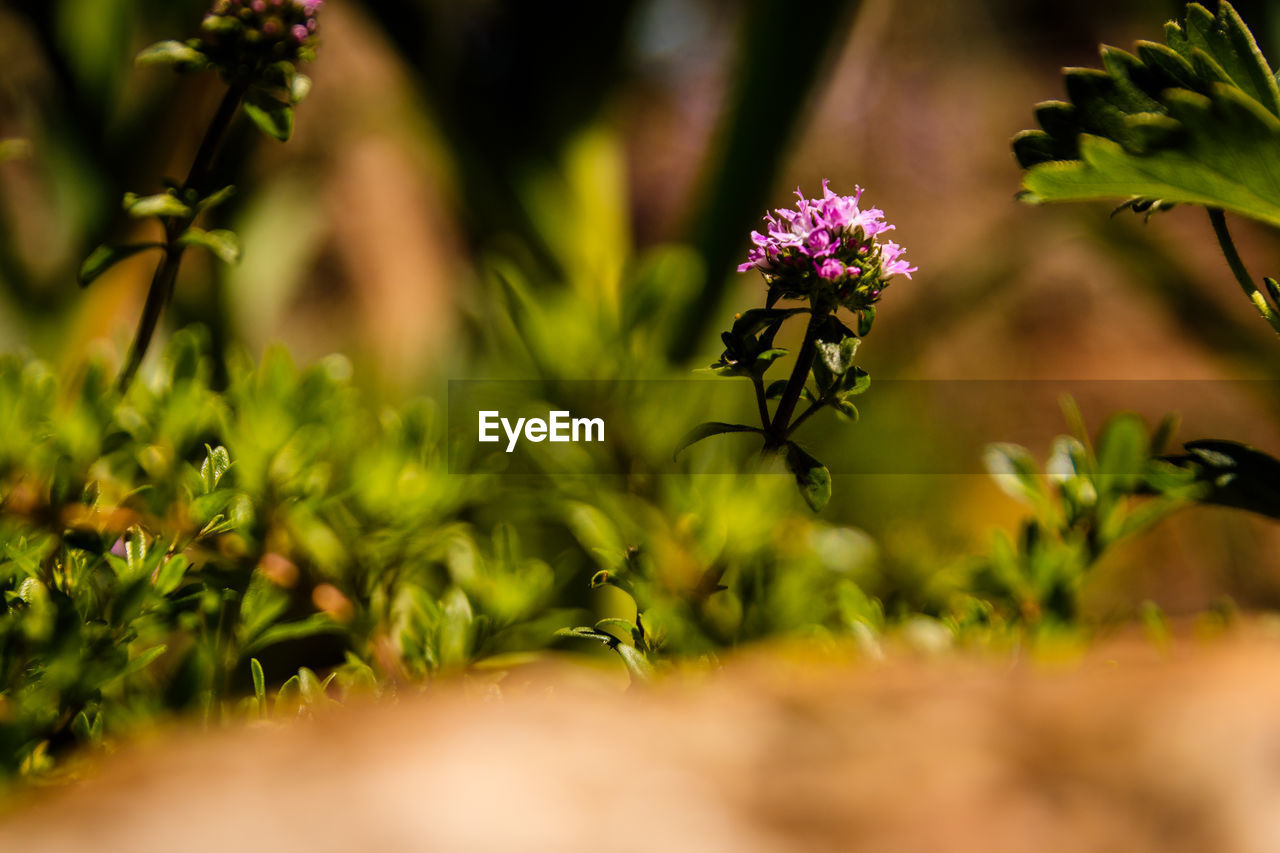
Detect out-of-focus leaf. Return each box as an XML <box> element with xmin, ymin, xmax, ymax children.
<box><xmin>124</xmin><ymin>191</ymin><xmax>191</xmax><ymax>219</ymax></box>
<box><xmin>78</xmin><ymin>243</ymin><xmax>164</xmax><ymax>287</ymax></box>
<box><xmin>136</xmin><ymin>40</ymin><xmax>211</xmax><ymax>71</ymax></box>
<box><xmin>178</xmin><ymin>228</ymin><xmax>241</xmax><ymax>264</ymax></box>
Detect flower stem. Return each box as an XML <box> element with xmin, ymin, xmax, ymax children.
<box><xmin>1207</xmin><ymin>207</ymin><xmax>1280</xmax><ymax>338</ymax></box>
<box><xmin>116</xmin><ymin>83</ymin><xmax>247</xmax><ymax>392</ymax></box>
<box><xmin>766</xmin><ymin>310</ymin><xmax>823</xmax><ymax>446</ymax></box>
<box><xmin>785</xmin><ymin>396</ymin><xmax>825</xmax><ymax>438</ymax></box>
<box><xmin>751</xmin><ymin>374</ymin><xmax>770</xmax><ymax>430</ymax></box>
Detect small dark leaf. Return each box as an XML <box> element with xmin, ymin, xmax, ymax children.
<box><xmin>78</xmin><ymin>243</ymin><xmax>164</xmax><ymax>288</ymax></box>
<box><xmin>673</xmin><ymin>422</ymin><xmax>762</xmax><ymax>460</ymax></box>
<box><xmin>858</xmin><ymin>306</ymin><xmax>876</xmax><ymax>336</ymax></box>
<box><xmin>784</xmin><ymin>442</ymin><xmax>832</xmax><ymax>512</ymax></box>
<box><xmin>1162</xmin><ymin>439</ymin><xmax>1280</xmax><ymax>518</ymax></box>
<box><xmin>244</xmin><ymin>94</ymin><xmax>294</xmax><ymax>142</ymax></box>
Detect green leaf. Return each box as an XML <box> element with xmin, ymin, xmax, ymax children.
<box><xmin>730</xmin><ymin>307</ymin><xmax>808</xmax><ymax>339</ymax></box>
<box><xmin>1017</xmin><ymin>3</ymin><xmax>1280</xmax><ymax>228</ymax></box>
<box><xmin>594</xmin><ymin>618</ymin><xmax>639</xmax><ymax>642</ymax></box>
<box><xmin>251</xmin><ymin>658</ymin><xmax>267</xmax><ymax>718</ymax></box>
<box><xmin>136</xmin><ymin>40</ymin><xmax>210</xmax><ymax>71</ymax></box>
<box><xmin>816</xmin><ymin>335</ymin><xmax>859</xmax><ymax>376</ymax></box>
<box><xmin>1023</xmin><ymin>89</ymin><xmax>1280</xmax><ymax>227</ymax></box>
<box><xmin>178</xmin><ymin>227</ymin><xmax>242</xmax><ymax>264</ymax></box>
<box><xmin>123</xmin><ymin>191</ymin><xmax>191</xmax><ymax>219</ymax></box>
<box><xmin>984</xmin><ymin>443</ymin><xmax>1051</xmax><ymax>510</ymax></box>
<box><xmin>784</xmin><ymin>442</ymin><xmax>831</xmax><ymax>512</ymax></box>
<box><xmin>555</xmin><ymin>627</ymin><xmax>653</xmax><ymax>682</ymax></box>
<box><xmin>107</xmin><ymin>644</ymin><xmax>168</xmax><ymax>683</ymax></box>
<box><xmin>840</xmin><ymin>367</ymin><xmax>871</xmax><ymax>395</ymax></box>
<box><xmin>1095</xmin><ymin>413</ymin><xmax>1149</xmax><ymax>493</ymax></box>
<box><xmin>833</xmin><ymin>399</ymin><xmax>859</xmax><ymax>422</ymax></box>
<box><xmin>153</xmin><ymin>554</ymin><xmax>189</xmax><ymax>596</ymax></box>
<box><xmin>765</xmin><ymin>380</ymin><xmax>814</xmax><ymax>403</ymax></box>
<box><xmin>242</xmin><ymin>614</ymin><xmax>341</xmax><ymax>656</ymax></box>
<box><xmin>195</xmin><ymin>185</ymin><xmax>237</xmax><ymax>214</ymax></box>
<box><xmin>244</xmin><ymin>96</ymin><xmax>294</xmax><ymax>142</ymax></box>
<box><xmin>78</xmin><ymin>243</ymin><xmax>164</xmax><ymax>288</ymax></box>
<box><xmin>199</xmin><ymin>444</ymin><xmax>233</xmax><ymax>492</ymax></box>
<box><xmin>673</xmin><ymin>422</ymin><xmax>763</xmax><ymax>460</ymax></box>
<box><xmin>613</xmin><ymin>643</ymin><xmax>655</xmax><ymax>682</ymax></box>
<box><xmin>857</xmin><ymin>307</ymin><xmax>876</xmax><ymax>337</ymax></box>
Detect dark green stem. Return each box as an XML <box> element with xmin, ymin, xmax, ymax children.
<box><xmin>785</xmin><ymin>395</ymin><xmax>825</xmax><ymax>438</ymax></box>
<box><xmin>116</xmin><ymin>82</ymin><xmax>247</xmax><ymax>392</ymax></box>
<box><xmin>751</xmin><ymin>373</ymin><xmax>770</xmax><ymax>430</ymax></box>
<box><xmin>766</xmin><ymin>310</ymin><xmax>824</xmax><ymax>446</ymax></box>
<box><xmin>1207</xmin><ymin>207</ymin><xmax>1280</xmax><ymax>338</ymax></box>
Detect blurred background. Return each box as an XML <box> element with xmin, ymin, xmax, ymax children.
<box><xmin>2</xmin><ymin>0</ymin><xmax>1280</xmax><ymax>621</ymax></box>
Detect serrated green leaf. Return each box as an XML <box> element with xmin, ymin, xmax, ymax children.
<box><xmin>78</xmin><ymin>243</ymin><xmax>164</xmax><ymax>288</ymax></box>
<box><xmin>784</xmin><ymin>442</ymin><xmax>831</xmax><ymax>512</ymax></box>
<box><xmin>178</xmin><ymin>227</ymin><xmax>241</xmax><ymax>264</ymax></box>
<box><xmin>1018</xmin><ymin>2</ymin><xmax>1280</xmax><ymax>228</ymax></box>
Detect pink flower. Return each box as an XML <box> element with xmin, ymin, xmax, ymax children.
<box><xmin>737</xmin><ymin>181</ymin><xmax>913</xmax><ymax>296</ymax></box>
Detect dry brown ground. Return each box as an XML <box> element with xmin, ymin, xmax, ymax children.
<box><xmin>5</xmin><ymin>632</ymin><xmax>1280</xmax><ymax>852</ymax></box>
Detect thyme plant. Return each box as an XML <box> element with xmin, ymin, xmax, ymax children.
<box><xmin>677</xmin><ymin>182</ymin><xmax>915</xmax><ymax>511</ymax></box>
<box><xmin>79</xmin><ymin>0</ymin><xmax>322</xmax><ymax>390</ymax></box>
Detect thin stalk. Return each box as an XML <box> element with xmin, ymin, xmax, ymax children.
<box><xmin>1207</xmin><ymin>207</ymin><xmax>1280</xmax><ymax>338</ymax></box>
<box><xmin>785</xmin><ymin>395</ymin><xmax>825</xmax><ymax>438</ymax></box>
<box><xmin>766</xmin><ymin>310</ymin><xmax>824</xmax><ymax>446</ymax></box>
<box><xmin>751</xmin><ymin>373</ymin><xmax>770</xmax><ymax>430</ymax></box>
<box><xmin>116</xmin><ymin>83</ymin><xmax>247</xmax><ymax>392</ymax></box>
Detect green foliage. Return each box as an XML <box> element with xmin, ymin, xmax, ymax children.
<box><xmin>1016</xmin><ymin>2</ymin><xmax>1280</xmax><ymax>226</ymax></box>
<box><xmin>974</xmin><ymin>408</ymin><xmax>1201</xmax><ymax>623</ymax></box>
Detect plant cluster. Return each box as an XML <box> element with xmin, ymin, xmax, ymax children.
<box><xmin>85</xmin><ymin>0</ymin><xmax>320</xmax><ymax>392</ymax></box>
<box><xmin>678</xmin><ymin>183</ymin><xmax>914</xmax><ymax>512</ymax></box>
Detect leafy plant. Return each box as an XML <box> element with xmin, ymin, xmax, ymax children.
<box><xmin>676</xmin><ymin>182</ymin><xmax>915</xmax><ymax>512</ymax></box>
<box><xmin>81</xmin><ymin>0</ymin><xmax>321</xmax><ymax>390</ymax></box>
<box><xmin>975</xmin><ymin>404</ymin><xmax>1200</xmax><ymax>623</ymax></box>
<box><xmin>1015</xmin><ymin>1</ymin><xmax>1280</xmax><ymax>336</ymax></box>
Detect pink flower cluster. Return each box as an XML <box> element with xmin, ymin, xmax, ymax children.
<box><xmin>207</xmin><ymin>0</ymin><xmax>322</xmax><ymax>55</ymax></box>
<box><xmin>738</xmin><ymin>182</ymin><xmax>915</xmax><ymax>303</ymax></box>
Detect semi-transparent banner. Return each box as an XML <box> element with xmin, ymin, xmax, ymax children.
<box><xmin>447</xmin><ymin>379</ymin><xmax>1280</xmax><ymax>475</ymax></box>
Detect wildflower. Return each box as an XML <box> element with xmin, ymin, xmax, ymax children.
<box><xmin>738</xmin><ymin>181</ymin><xmax>915</xmax><ymax>311</ymax></box>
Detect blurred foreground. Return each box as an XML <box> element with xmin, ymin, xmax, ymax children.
<box><xmin>5</xmin><ymin>629</ymin><xmax>1280</xmax><ymax>852</ymax></box>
